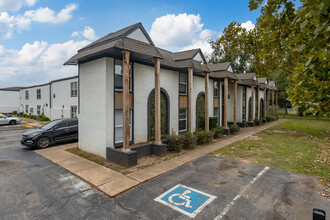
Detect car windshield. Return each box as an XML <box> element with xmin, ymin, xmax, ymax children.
<box><xmin>41</xmin><ymin>121</ymin><xmax>59</xmax><ymax>130</ymax></box>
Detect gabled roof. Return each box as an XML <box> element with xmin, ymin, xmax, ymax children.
<box><xmin>268</xmin><ymin>81</ymin><xmax>278</xmax><ymax>90</ymax></box>
<box><xmin>236</xmin><ymin>73</ymin><xmax>259</xmax><ymax>86</ymax></box>
<box><xmin>257</xmin><ymin>78</ymin><xmax>268</xmax><ymax>84</ymax></box>
<box><xmin>0</xmin><ymin>87</ymin><xmax>24</xmax><ymax>91</ymax></box>
<box><xmin>64</xmin><ymin>23</ymin><xmax>210</xmax><ymax>73</ymax></box>
<box><xmin>79</xmin><ymin>23</ymin><xmax>154</xmax><ymax>52</ymax></box>
<box><xmin>207</xmin><ymin>62</ymin><xmax>231</xmax><ymax>72</ymax></box>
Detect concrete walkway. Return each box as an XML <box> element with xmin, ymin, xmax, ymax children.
<box><xmin>35</xmin><ymin>119</ymin><xmax>285</xmax><ymax>198</ymax></box>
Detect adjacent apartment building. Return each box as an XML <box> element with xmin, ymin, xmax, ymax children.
<box><xmin>19</xmin><ymin>76</ymin><xmax>78</xmax><ymax>120</ymax></box>
<box><xmin>0</xmin><ymin>87</ymin><xmax>22</xmax><ymax>113</ymax></box>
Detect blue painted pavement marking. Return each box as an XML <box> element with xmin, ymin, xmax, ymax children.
<box><xmin>154</xmin><ymin>184</ymin><xmax>217</xmax><ymax>218</ymax></box>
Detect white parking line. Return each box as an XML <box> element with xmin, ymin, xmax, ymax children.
<box><xmin>214</xmin><ymin>167</ymin><xmax>269</xmax><ymax>220</ymax></box>
<box><xmin>0</xmin><ymin>145</ymin><xmax>20</xmax><ymax>149</ymax></box>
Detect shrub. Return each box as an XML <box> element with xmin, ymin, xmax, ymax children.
<box><xmin>266</xmin><ymin>116</ymin><xmax>273</xmax><ymax>122</ymax></box>
<box><xmin>22</xmin><ymin>114</ymin><xmax>27</xmax><ymax>118</ymax></box>
<box><xmin>180</xmin><ymin>133</ymin><xmax>197</xmax><ymax>149</ymax></box>
<box><xmin>262</xmin><ymin>118</ymin><xmax>267</xmax><ymax>123</ymax></box>
<box><xmin>212</xmin><ymin>126</ymin><xmax>223</xmax><ymax>139</ymax></box>
<box><xmin>29</xmin><ymin>115</ymin><xmax>37</xmax><ymax>120</ymax></box>
<box><xmin>254</xmin><ymin>119</ymin><xmax>262</xmax><ymax>126</ymax></box>
<box><xmin>195</xmin><ymin>130</ymin><xmax>214</xmax><ymax>145</ymax></box>
<box><xmin>166</xmin><ymin>133</ymin><xmax>183</xmax><ymax>152</ymax></box>
<box><xmin>229</xmin><ymin>124</ymin><xmax>240</xmax><ymax>134</ymax></box>
<box><xmin>209</xmin><ymin>117</ymin><xmax>218</xmax><ymax>130</ymax></box>
<box><xmin>39</xmin><ymin>115</ymin><xmax>50</xmax><ymax>121</ymax></box>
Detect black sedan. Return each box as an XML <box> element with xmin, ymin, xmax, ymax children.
<box><xmin>21</xmin><ymin>118</ymin><xmax>78</xmax><ymax>148</ymax></box>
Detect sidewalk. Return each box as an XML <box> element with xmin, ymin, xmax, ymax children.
<box><xmin>19</xmin><ymin>117</ymin><xmax>45</xmax><ymax>128</ymax></box>
<box><xmin>35</xmin><ymin>119</ymin><xmax>286</xmax><ymax>198</ymax></box>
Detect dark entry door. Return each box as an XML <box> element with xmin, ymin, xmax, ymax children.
<box><xmin>196</xmin><ymin>93</ymin><xmax>205</xmax><ymax>130</ymax></box>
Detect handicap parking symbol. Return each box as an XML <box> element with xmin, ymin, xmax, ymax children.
<box><xmin>154</xmin><ymin>184</ymin><xmax>217</xmax><ymax>218</ymax></box>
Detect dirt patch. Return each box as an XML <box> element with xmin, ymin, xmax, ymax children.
<box><xmin>270</xmin><ymin>130</ymin><xmax>298</xmax><ymax>134</ymax></box>
<box><xmin>246</xmin><ymin>135</ymin><xmax>263</xmax><ymax>141</ymax></box>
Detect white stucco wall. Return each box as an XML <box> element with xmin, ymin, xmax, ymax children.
<box><xmin>50</xmin><ymin>77</ymin><xmax>78</xmax><ymax>120</ymax></box>
<box><xmin>236</xmin><ymin>85</ymin><xmax>243</xmax><ymax>123</ymax></box>
<box><xmin>0</xmin><ymin>90</ymin><xmax>20</xmax><ymax>113</ymax></box>
<box><xmin>134</xmin><ymin>63</ymin><xmax>179</xmax><ymax>143</ymax></box>
<box><xmin>227</xmin><ymin>82</ymin><xmax>234</xmax><ymax>122</ymax></box>
<box><xmin>79</xmin><ymin>58</ymin><xmax>114</xmax><ymax>157</ymax></box>
<box><xmin>19</xmin><ymin>84</ymin><xmax>51</xmax><ymax>117</ymax></box>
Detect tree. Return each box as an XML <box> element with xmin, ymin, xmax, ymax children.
<box><xmin>209</xmin><ymin>22</ymin><xmax>254</xmax><ymax>73</ymax></box>
<box><xmin>248</xmin><ymin>0</ymin><xmax>330</xmax><ymax>116</ymax></box>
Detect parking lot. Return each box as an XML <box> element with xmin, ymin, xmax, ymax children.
<box><xmin>0</xmin><ymin>124</ymin><xmax>329</xmax><ymax>219</ymax></box>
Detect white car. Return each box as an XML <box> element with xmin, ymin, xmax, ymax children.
<box><xmin>0</xmin><ymin>115</ymin><xmax>20</xmax><ymax>125</ymax></box>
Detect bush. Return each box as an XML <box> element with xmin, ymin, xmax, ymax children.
<box><xmin>180</xmin><ymin>133</ymin><xmax>197</xmax><ymax>149</ymax></box>
<box><xmin>195</xmin><ymin>130</ymin><xmax>214</xmax><ymax>145</ymax></box>
<box><xmin>212</xmin><ymin>126</ymin><xmax>223</xmax><ymax>139</ymax></box>
<box><xmin>39</xmin><ymin>115</ymin><xmax>50</xmax><ymax>121</ymax></box>
<box><xmin>254</xmin><ymin>119</ymin><xmax>262</xmax><ymax>126</ymax></box>
<box><xmin>262</xmin><ymin>118</ymin><xmax>267</xmax><ymax>123</ymax></box>
<box><xmin>229</xmin><ymin>124</ymin><xmax>240</xmax><ymax>134</ymax></box>
<box><xmin>166</xmin><ymin>133</ymin><xmax>183</xmax><ymax>152</ymax></box>
<box><xmin>29</xmin><ymin>115</ymin><xmax>37</xmax><ymax>120</ymax></box>
<box><xmin>22</xmin><ymin>114</ymin><xmax>28</xmax><ymax>118</ymax></box>
<box><xmin>209</xmin><ymin>117</ymin><xmax>218</xmax><ymax>130</ymax></box>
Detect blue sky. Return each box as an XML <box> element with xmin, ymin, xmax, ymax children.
<box><xmin>0</xmin><ymin>0</ymin><xmax>261</xmax><ymax>87</ymax></box>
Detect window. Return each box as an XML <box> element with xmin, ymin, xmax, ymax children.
<box><xmin>25</xmin><ymin>90</ymin><xmax>29</xmax><ymax>100</ymax></box>
<box><xmin>214</xmin><ymin>81</ymin><xmax>219</xmax><ymax>97</ymax></box>
<box><xmin>71</xmin><ymin>106</ymin><xmax>77</xmax><ymax>118</ymax></box>
<box><xmin>214</xmin><ymin>107</ymin><xmax>219</xmax><ymax>125</ymax></box>
<box><xmin>30</xmin><ymin>107</ymin><xmax>33</xmax><ymax>114</ymax></box>
<box><xmin>37</xmin><ymin>89</ymin><xmax>41</xmax><ymax>99</ymax></box>
<box><xmin>71</xmin><ymin>82</ymin><xmax>78</xmax><ymax>97</ymax></box>
<box><xmin>37</xmin><ymin>105</ymin><xmax>41</xmax><ymax>115</ymax></box>
<box><xmin>114</xmin><ymin>59</ymin><xmax>132</xmax><ymax>91</ymax></box>
<box><xmin>25</xmin><ymin>105</ymin><xmax>29</xmax><ymax>113</ymax></box>
<box><xmin>70</xmin><ymin>120</ymin><xmax>78</xmax><ymax>126</ymax></box>
<box><xmin>179</xmin><ymin>108</ymin><xmax>187</xmax><ymax>132</ymax></box>
<box><xmin>114</xmin><ymin>110</ymin><xmax>132</xmax><ymax>144</ymax></box>
<box><xmin>179</xmin><ymin>73</ymin><xmax>187</xmax><ymax>95</ymax></box>
<box><xmin>56</xmin><ymin>121</ymin><xmax>68</xmax><ymax>129</ymax></box>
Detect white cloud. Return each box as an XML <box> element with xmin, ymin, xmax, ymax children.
<box><xmin>0</xmin><ymin>3</ymin><xmax>77</xmax><ymax>39</ymax></box>
<box><xmin>241</xmin><ymin>20</ymin><xmax>255</xmax><ymax>31</ymax></box>
<box><xmin>0</xmin><ymin>40</ymin><xmax>90</xmax><ymax>87</ymax></box>
<box><xmin>24</xmin><ymin>3</ymin><xmax>78</xmax><ymax>24</ymax></box>
<box><xmin>150</xmin><ymin>13</ymin><xmax>220</xmax><ymax>57</ymax></box>
<box><xmin>71</xmin><ymin>26</ymin><xmax>97</xmax><ymax>40</ymax></box>
<box><xmin>0</xmin><ymin>0</ymin><xmax>37</xmax><ymax>11</ymax></box>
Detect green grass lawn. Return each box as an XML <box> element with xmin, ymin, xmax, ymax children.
<box><xmin>211</xmin><ymin>119</ymin><xmax>330</xmax><ymax>187</ymax></box>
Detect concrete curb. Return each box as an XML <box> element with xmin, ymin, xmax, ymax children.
<box><xmin>35</xmin><ymin>119</ymin><xmax>286</xmax><ymax>198</ymax></box>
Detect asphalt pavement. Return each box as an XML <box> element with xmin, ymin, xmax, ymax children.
<box><xmin>0</xmin><ymin>124</ymin><xmax>328</xmax><ymax>220</ymax></box>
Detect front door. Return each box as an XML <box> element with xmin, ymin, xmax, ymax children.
<box><xmin>196</xmin><ymin>93</ymin><xmax>205</xmax><ymax>130</ymax></box>
<box><xmin>52</xmin><ymin>121</ymin><xmax>70</xmax><ymax>142</ymax></box>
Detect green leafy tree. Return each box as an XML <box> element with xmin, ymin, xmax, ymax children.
<box><xmin>248</xmin><ymin>0</ymin><xmax>330</xmax><ymax>116</ymax></box>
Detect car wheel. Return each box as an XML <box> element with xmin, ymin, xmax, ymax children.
<box><xmin>9</xmin><ymin>120</ymin><xmax>16</xmax><ymax>125</ymax></box>
<box><xmin>37</xmin><ymin>137</ymin><xmax>50</xmax><ymax>149</ymax></box>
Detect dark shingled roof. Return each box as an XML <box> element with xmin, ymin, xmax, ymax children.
<box><xmin>268</xmin><ymin>81</ymin><xmax>278</xmax><ymax>90</ymax></box>
<box><xmin>207</xmin><ymin>62</ymin><xmax>231</xmax><ymax>72</ymax></box>
<box><xmin>236</xmin><ymin>73</ymin><xmax>259</xmax><ymax>86</ymax></box>
<box><xmin>210</xmin><ymin>71</ymin><xmax>238</xmax><ymax>80</ymax></box>
<box><xmin>172</xmin><ymin>49</ymin><xmax>200</xmax><ymax>61</ymax></box>
<box><xmin>0</xmin><ymin>87</ymin><xmax>24</xmax><ymax>91</ymax></box>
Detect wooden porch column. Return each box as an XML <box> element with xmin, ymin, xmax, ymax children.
<box><xmin>154</xmin><ymin>58</ymin><xmax>161</xmax><ymax>145</ymax></box>
<box><xmin>276</xmin><ymin>91</ymin><xmax>278</xmax><ymax>115</ymax></box>
<box><xmin>272</xmin><ymin>89</ymin><xmax>275</xmax><ymax>115</ymax></box>
<box><xmin>188</xmin><ymin>67</ymin><xmax>193</xmax><ymax>133</ymax></box>
<box><xmin>251</xmin><ymin>85</ymin><xmax>255</xmax><ymax>121</ymax></box>
<box><xmin>122</xmin><ymin>50</ymin><xmax>130</xmax><ymax>150</ymax></box>
<box><xmin>263</xmin><ymin>88</ymin><xmax>267</xmax><ymax>118</ymax></box>
<box><xmin>224</xmin><ymin>77</ymin><xmax>228</xmax><ymax>128</ymax></box>
<box><xmin>233</xmin><ymin>80</ymin><xmax>237</xmax><ymax>125</ymax></box>
<box><xmin>267</xmin><ymin>89</ymin><xmax>270</xmax><ymax>116</ymax></box>
<box><xmin>256</xmin><ymin>86</ymin><xmax>259</xmax><ymax>119</ymax></box>
<box><xmin>204</xmin><ymin>72</ymin><xmax>209</xmax><ymax>131</ymax></box>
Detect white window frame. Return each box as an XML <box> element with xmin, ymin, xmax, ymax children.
<box><xmin>71</xmin><ymin>82</ymin><xmax>78</xmax><ymax>97</ymax></box>
<box><xmin>179</xmin><ymin>108</ymin><xmax>188</xmax><ymax>132</ymax></box>
<box><xmin>71</xmin><ymin>106</ymin><xmax>77</xmax><ymax>118</ymax></box>
<box><xmin>37</xmin><ymin>105</ymin><xmax>41</xmax><ymax>115</ymax></box>
<box><xmin>214</xmin><ymin>81</ymin><xmax>219</xmax><ymax>97</ymax></box>
<box><xmin>25</xmin><ymin>90</ymin><xmax>29</xmax><ymax>100</ymax></box>
<box><xmin>114</xmin><ymin>59</ymin><xmax>132</xmax><ymax>91</ymax></box>
<box><xmin>37</xmin><ymin>89</ymin><xmax>41</xmax><ymax>99</ymax></box>
<box><xmin>114</xmin><ymin>109</ymin><xmax>132</xmax><ymax>144</ymax></box>
<box><xmin>179</xmin><ymin>72</ymin><xmax>187</xmax><ymax>95</ymax></box>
